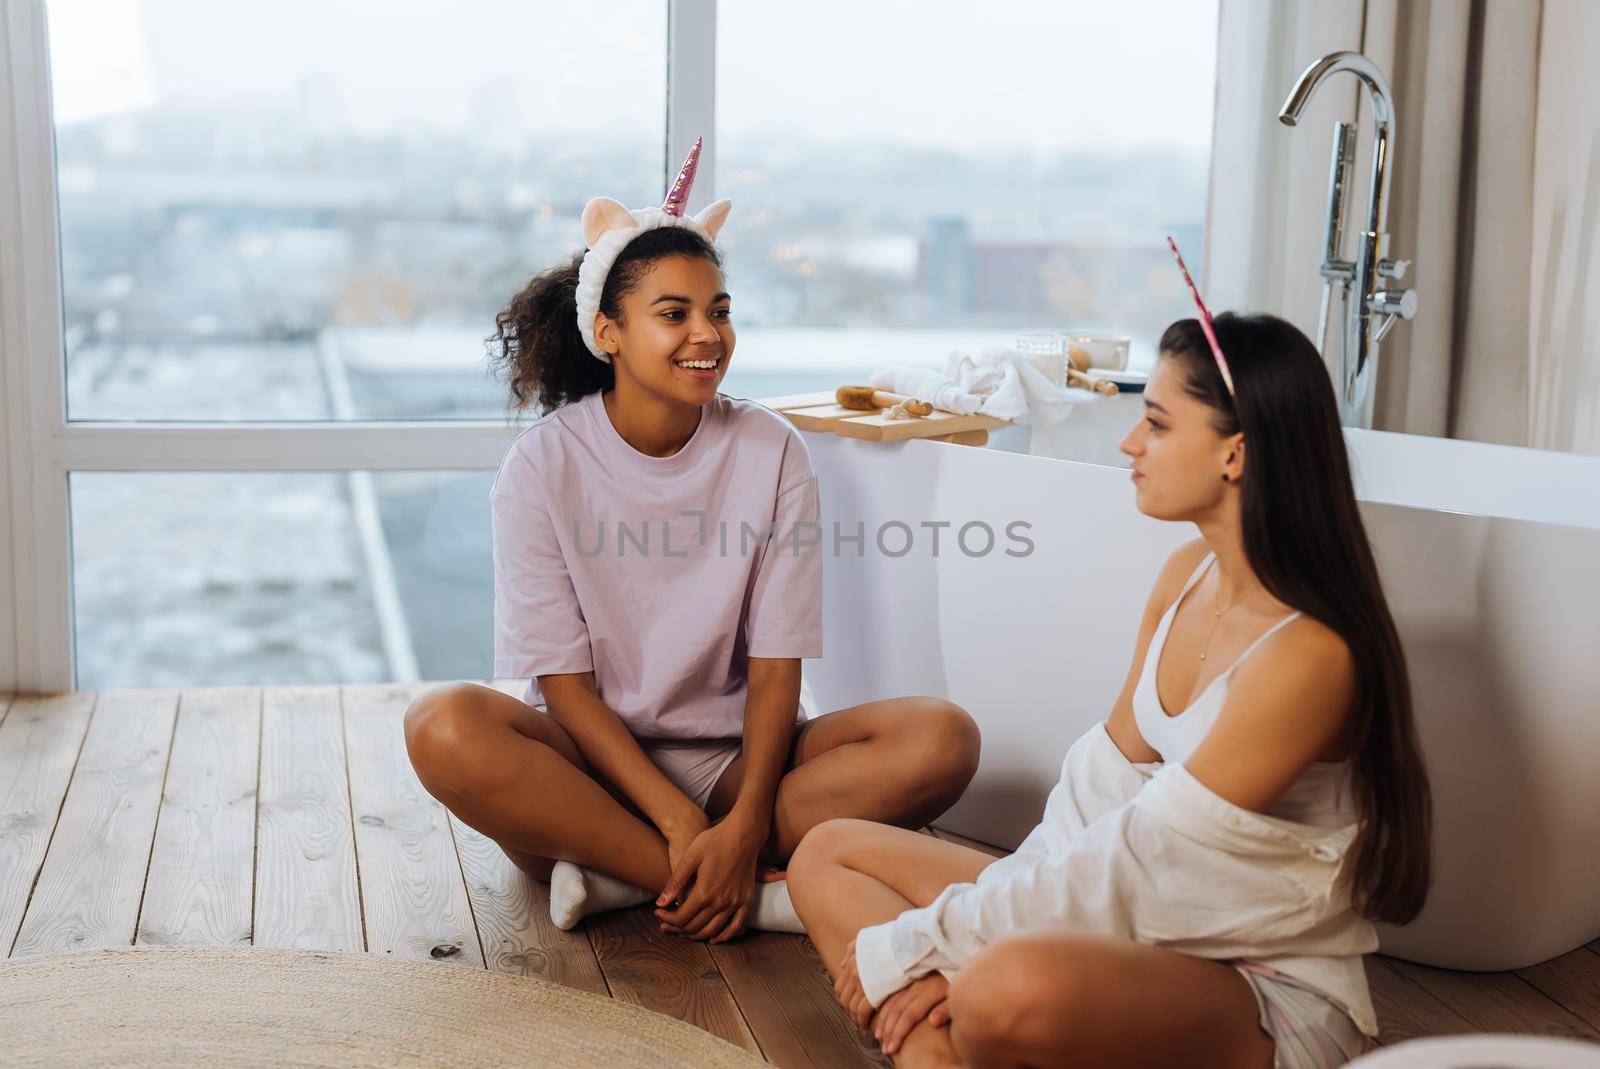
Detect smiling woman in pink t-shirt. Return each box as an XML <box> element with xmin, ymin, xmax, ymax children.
<box><xmin>403</xmin><ymin>143</ymin><xmax>980</xmax><ymax>945</ymax></box>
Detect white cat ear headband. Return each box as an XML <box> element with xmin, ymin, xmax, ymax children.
<box><xmin>575</xmin><ymin>136</ymin><xmax>733</xmax><ymax>363</ymax></box>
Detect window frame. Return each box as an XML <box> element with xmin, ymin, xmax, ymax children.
<box><xmin>0</xmin><ymin>0</ymin><xmax>717</xmax><ymax>691</ymax></box>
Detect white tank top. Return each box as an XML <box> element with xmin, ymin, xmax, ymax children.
<box><xmin>1132</xmin><ymin>551</ymin><xmax>1356</xmax><ymax>827</ymax></box>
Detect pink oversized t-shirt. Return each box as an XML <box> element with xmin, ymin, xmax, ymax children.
<box><xmin>490</xmin><ymin>388</ymin><xmax>823</xmax><ymax>740</ymax></box>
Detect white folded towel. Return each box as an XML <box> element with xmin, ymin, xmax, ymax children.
<box><xmin>868</xmin><ymin>345</ymin><xmax>1098</xmax><ymax>425</ymax></box>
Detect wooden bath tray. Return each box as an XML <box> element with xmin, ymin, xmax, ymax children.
<box><xmin>757</xmin><ymin>391</ymin><xmax>1010</xmax><ymax>446</ymax></box>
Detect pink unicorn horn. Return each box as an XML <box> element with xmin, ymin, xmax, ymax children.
<box><xmin>662</xmin><ymin>136</ymin><xmax>703</xmax><ymax>216</ymax></box>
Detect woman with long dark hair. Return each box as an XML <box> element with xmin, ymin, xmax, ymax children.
<box><xmin>787</xmin><ymin>310</ymin><xmax>1432</xmax><ymax>1068</ymax></box>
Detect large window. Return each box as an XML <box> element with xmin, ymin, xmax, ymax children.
<box><xmin>10</xmin><ymin>0</ymin><xmax>1216</xmax><ymax>690</ymax></box>
<box><xmin>714</xmin><ymin>0</ymin><xmax>1217</xmax><ymax>393</ymax></box>
<box><xmin>50</xmin><ymin>0</ymin><xmax>667</xmax><ymax>422</ymax></box>
<box><xmin>71</xmin><ymin>471</ymin><xmax>491</xmax><ymax>689</ymax></box>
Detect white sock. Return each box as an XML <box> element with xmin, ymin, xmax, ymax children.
<box><xmin>547</xmin><ymin>861</ymin><xmax>653</xmax><ymax>931</ymax></box>
<box><xmin>798</xmin><ymin>672</ymin><xmax>820</xmax><ymax>718</ymax></box>
<box><xmin>750</xmin><ymin>878</ymin><xmax>807</xmax><ymax>934</ymax></box>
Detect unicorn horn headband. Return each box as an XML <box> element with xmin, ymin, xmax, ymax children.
<box><xmin>574</xmin><ymin>136</ymin><xmax>733</xmax><ymax>363</ymax></box>
<box><xmin>1165</xmin><ymin>236</ymin><xmax>1235</xmax><ymax>398</ymax></box>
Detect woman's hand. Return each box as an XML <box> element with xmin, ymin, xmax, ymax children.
<box><xmin>655</xmin><ymin>810</ymin><xmax>766</xmax><ymax>943</ymax></box>
<box><xmin>834</xmin><ymin>937</ymin><xmax>876</xmax><ymax>1029</ymax></box>
<box><xmin>873</xmin><ymin>973</ymin><xmax>951</xmax><ymax>1055</ymax></box>
<box><xmin>661</xmin><ymin>806</ymin><xmax>710</xmax><ymax>875</ymax></box>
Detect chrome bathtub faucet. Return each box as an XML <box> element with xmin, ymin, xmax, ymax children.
<box><xmin>1279</xmin><ymin>51</ymin><xmax>1420</xmax><ymax>428</ymax></box>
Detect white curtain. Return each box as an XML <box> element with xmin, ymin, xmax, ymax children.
<box><xmin>1525</xmin><ymin>1</ymin><xmax>1600</xmax><ymax>455</ymax></box>
<box><xmin>1208</xmin><ymin>0</ymin><xmax>1600</xmax><ymax>455</ymax></box>
<box><xmin>1204</xmin><ymin>0</ymin><xmax>1364</xmax><ymax>338</ymax></box>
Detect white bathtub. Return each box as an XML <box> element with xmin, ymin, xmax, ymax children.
<box><xmin>800</xmin><ymin>422</ymin><xmax>1600</xmax><ymax>970</ymax></box>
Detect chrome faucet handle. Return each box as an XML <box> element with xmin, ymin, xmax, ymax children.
<box><xmin>1378</xmin><ymin>258</ymin><xmax>1410</xmax><ymax>280</ymax></box>
<box><xmin>1370</xmin><ymin>288</ymin><xmax>1418</xmax><ymax>319</ymax></box>
<box><xmin>1369</xmin><ymin>288</ymin><xmax>1418</xmax><ymax>348</ymax></box>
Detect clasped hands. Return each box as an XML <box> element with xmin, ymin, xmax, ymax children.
<box><xmin>654</xmin><ymin>809</ymin><xmax>951</xmax><ymax>1054</ymax></box>
<box><xmin>654</xmin><ymin>806</ymin><xmax>784</xmax><ymax>944</ymax></box>
<box><xmin>836</xmin><ymin>936</ymin><xmax>952</xmax><ymax>1056</ymax></box>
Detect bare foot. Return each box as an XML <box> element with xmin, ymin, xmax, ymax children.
<box><xmin>890</xmin><ymin>1018</ymin><xmax>964</xmax><ymax>1069</ymax></box>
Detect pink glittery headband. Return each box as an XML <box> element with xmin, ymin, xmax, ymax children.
<box><xmin>1165</xmin><ymin>236</ymin><xmax>1235</xmax><ymax>398</ymax></box>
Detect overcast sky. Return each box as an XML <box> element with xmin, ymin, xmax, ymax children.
<box><xmin>47</xmin><ymin>0</ymin><xmax>1218</xmax><ymax>153</ymax></box>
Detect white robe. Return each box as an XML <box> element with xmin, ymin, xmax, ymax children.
<box><xmin>852</xmin><ymin>722</ymin><xmax>1379</xmax><ymax>1037</ymax></box>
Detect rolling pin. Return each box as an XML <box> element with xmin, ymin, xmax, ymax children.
<box><xmin>836</xmin><ymin>385</ymin><xmax>934</xmax><ymax>418</ymax></box>
<box><xmin>1066</xmin><ymin>367</ymin><xmax>1119</xmax><ymax>395</ymax></box>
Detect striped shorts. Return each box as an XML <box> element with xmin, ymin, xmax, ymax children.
<box><xmin>1233</xmin><ymin>960</ymin><xmax>1375</xmax><ymax>1069</ymax></box>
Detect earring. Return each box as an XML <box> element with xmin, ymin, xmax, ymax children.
<box><xmin>1222</xmin><ymin>473</ymin><xmax>1231</xmax><ymax>483</ymax></box>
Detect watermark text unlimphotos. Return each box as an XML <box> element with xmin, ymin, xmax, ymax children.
<box><xmin>573</xmin><ymin>511</ymin><xmax>1034</xmax><ymax>559</ymax></box>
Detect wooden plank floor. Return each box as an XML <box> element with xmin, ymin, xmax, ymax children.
<box><xmin>2</xmin><ymin>686</ymin><xmax>1597</xmax><ymax>1066</ymax></box>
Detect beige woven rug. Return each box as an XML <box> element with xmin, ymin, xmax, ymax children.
<box><xmin>0</xmin><ymin>945</ymin><xmax>768</xmax><ymax>1068</ymax></box>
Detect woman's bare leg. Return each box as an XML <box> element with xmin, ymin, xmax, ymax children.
<box><xmin>406</xmin><ymin>688</ymin><xmax>980</xmax><ymax>912</ymax></box>
<box><xmin>403</xmin><ymin>682</ymin><xmax>674</xmax><ymax>892</ymax></box>
<box><xmin>704</xmin><ymin>696</ymin><xmax>982</xmax><ymax>864</ymax></box>
<box><xmin>947</xmin><ymin>932</ymin><xmax>1275</xmax><ymax>1069</ymax></box>
<box><xmin>789</xmin><ymin>820</ymin><xmax>1275</xmax><ymax>1068</ymax></box>
<box><xmin>787</xmin><ymin>819</ymin><xmax>996</xmax><ymax>1067</ymax></box>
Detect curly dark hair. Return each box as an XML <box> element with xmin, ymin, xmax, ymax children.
<box><xmin>488</xmin><ymin>225</ymin><xmax>725</xmax><ymax>414</ymax></box>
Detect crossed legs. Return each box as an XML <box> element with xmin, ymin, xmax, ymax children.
<box><xmin>402</xmin><ymin>682</ymin><xmax>981</xmax><ymax>897</ymax></box>
<box><xmin>787</xmin><ymin>819</ymin><xmax>1277</xmax><ymax>1069</ymax></box>
<box><xmin>788</xmin><ymin>819</ymin><xmax>996</xmax><ymax>1067</ymax></box>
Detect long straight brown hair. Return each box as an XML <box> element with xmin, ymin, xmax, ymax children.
<box><xmin>1160</xmin><ymin>312</ymin><xmax>1432</xmax><ymax>925</ymax></box>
